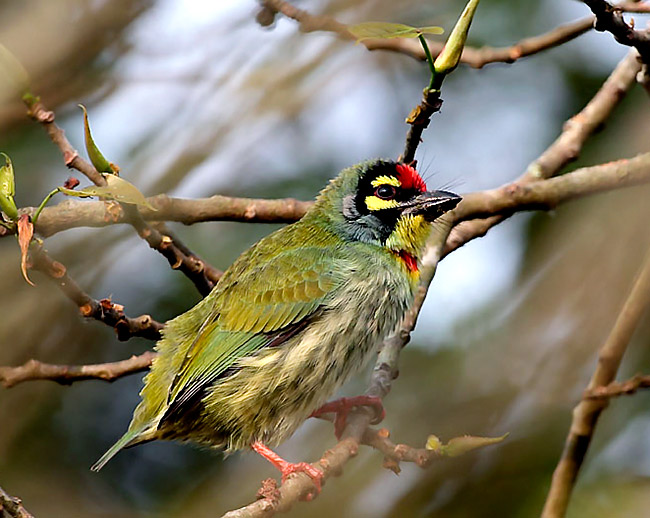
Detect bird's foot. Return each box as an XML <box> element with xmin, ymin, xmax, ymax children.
<box><xmin>251</xmin><ymin>441</ymin><xmax>323</xmax><ymax>497</ymax></box>
<box><xmin>310</xmin><ymin>395</ymin><xmax>385</xmax><ymax>439</ymax></box>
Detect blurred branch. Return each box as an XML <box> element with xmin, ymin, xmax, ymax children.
<box><xmin>0</xmin><ymin>352</ymin><xmax>155</xmax><ymax>389</ymax></box>
<box><xmin>521</xmin><ymin>50</ymin><xmax>642</xmax><ymax>182</ymax></box>
<box><xmin>258</xmin><ymin>0</ymin><xmax>649</xmax><ymax>68</ymax></box>
<box><xmin>584</xmin><ymin>373</ymin><xmax>650</xmax><ymax>398</ymax></box>
<box><xmin>24</xmin><ymin>97</ymin><xmax>221</xmax><ymax>296</ymax></box>
<box><xmin>29</xmin><ymin>244</ymin><xmax>164</xmax><ymax>341</ymax></box>
<box><xmin>541</xmin><ymin>245</ymin><xmax>650</xmax><ymax>518</ymax></box>
<box><xmin>0</xmin><ymin>485</ymin><xmax>34</xmax><ymax>518</ymax></box>
<box><xmin>582</xmin><ymin>0</ymin><xmax>650</xmax><ymax>63</ymax></box>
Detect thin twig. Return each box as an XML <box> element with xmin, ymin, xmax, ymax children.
<box><xmin>29</xmin><ymin>244</ymin><xmax>164</xmax><ymax>341</ymax></box>
<box><xmin>25</xmin><ymin>99</ymin><xmax>105</xmax><ymax>186</ymax></box>
<box><xmin>24</xmin><ymin>97</ymin><xmax>222</xmax><ymax>295</ymax></box>
<box><xmin>584</xmin><ymin>373</ymin><xmax>650</xmax><ymax>398</ymax></box>
<box><xmin>120</xmin><ymin>203</ymin><xmax>219</xmax><ymax>296</ymax></box>
<box><xmin>541</xmin><ymin>245</ymin><xmax>650</xmax><ymax>518</ymax></box>
<box><xmin>361</xmin><ymin>427</ymin><xmax>437</xmax><ymax>471</ymax></box>
<box><xmin>0</xmin><ymin>486</ymin><xmax>34</xmax><ymax>518</ymax></box>
<box><xmin>0</xmin><ymin>352</ymin><xmax>156</xmax><ymax>388</ymax></box>
<box><xmin>400</xmin><ymin>88</ymin><xmax>443</xmax><ymax>165</ymax></box>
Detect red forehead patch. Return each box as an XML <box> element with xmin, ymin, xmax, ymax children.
<box><xmin>395</xmin><ymin>163</ymin><xmax>426</xmax><ymax>192</ymax></box>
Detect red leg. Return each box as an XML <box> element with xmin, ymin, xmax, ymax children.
<box><xmin>251</xmin><ymin>441</ymin><xmax>323</xmax><ymax>494</ymax></box>
<box><xmin>310</xmin><ymin>395</ymin><xmax>385</xmax><ymax>439</ymax></box>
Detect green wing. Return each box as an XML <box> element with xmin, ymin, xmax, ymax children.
<box><xmin>163</xmin><ymin>244</ymin><xmax>340</xmax><ymax>419</ymax></box>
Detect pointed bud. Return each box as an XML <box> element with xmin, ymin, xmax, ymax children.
<box><xmin>79</xmin><ymin>104</ymin><xmax>119</xmax><ymax>174</ymax></box>
<box><xmin>433</xmin><ymin>0</ymin><xmax>480</xmax><ymax>76</ymax></box>
<box><xmin>0</xmin><ymin>152</ymin><xmax>18</xmax><ymax>220</ymax></box>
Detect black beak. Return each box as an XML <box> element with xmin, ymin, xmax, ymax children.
<box><xmin>402</xmin><ymin>190</ymin><xmax>461</xmax><ymax>221</ymax></box>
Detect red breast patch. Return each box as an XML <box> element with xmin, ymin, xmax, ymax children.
<box><xmin>396</xmin><ymin>163</ymin><xmax>426</xmax><ymax>193</ymax></box>
<box><xmin>398</xmin><ymin>250</ymin><xmax>419</xmax><ymax>273</ymax></box>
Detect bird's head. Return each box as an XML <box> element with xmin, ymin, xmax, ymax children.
<box><xmin>312</xmin><ymin>159</ymin><xmax>461</xmax><ymax>260</ymax></box>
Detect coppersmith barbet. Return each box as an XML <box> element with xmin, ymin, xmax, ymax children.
<box><xmin>92</xmin><ymin>159</ymin><xmax>460</xmax><ymax>485</ymax></box>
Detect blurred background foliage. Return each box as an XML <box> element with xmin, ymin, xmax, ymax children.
<box><xmin>1</xmin><ymin>0</ymin><xmax>650</xmax><ymax>516</ymax></box>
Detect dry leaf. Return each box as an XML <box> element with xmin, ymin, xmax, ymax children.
<box><xmin>17</xmin><ymin>214</ymin><xmax>34</xmax><ymax>286</ymax></box>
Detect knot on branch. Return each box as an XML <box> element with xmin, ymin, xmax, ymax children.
<box><xmin>28</xmin><ymin>104</ymin><xmax>55</xmax><ymax>123</ymax></box>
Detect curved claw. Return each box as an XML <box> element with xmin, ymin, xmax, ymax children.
<box><xmin>251</xmin><ymin>441</ymin><xmax>323</xmax><ymax>497</ymax></box>
<box><xmin>281</xmin><ymin>462</ymin><xmax>323</xmax><ymax>493</ymax></box>
<box><xmin>311</xmin><ymin>395</ymin><xmax>385</xmax><ymax>439</ymax></box>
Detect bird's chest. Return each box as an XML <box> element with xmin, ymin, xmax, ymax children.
<box><xmin>285</xmin><ymin>254</ymin><xmax>415</xmax><ymax>388</ymax></box>
<box><xmin>332</xmin><ymin>258</ymin><xmax>414</xmax><ymax>346</ymax></box>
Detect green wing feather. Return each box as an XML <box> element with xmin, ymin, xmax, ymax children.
<box><xmin>92</xmin><ymin>221</ymin><xmax>342</xmax><ymax>471</ymax></box>
<box><xmin>166</xmin><ymin>246</ymin><xmax>338</xmax><ymax>410</ymax></box>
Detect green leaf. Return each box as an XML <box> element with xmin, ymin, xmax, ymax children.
<box><xmin>79</xmin><ymin>104</ymin><xmax>118</xmax><ymax>174</ymax></box>
<box><xmin>426</xmin><ymin>433</ymin><xmax>508</xmax><ymax>457</ymax></box>
<box><xmin>348</xmin><ymin>22</ymin><xmax>443</xmax><ymax>43</ymax></box>
<box><xmin>60</xmin><ymin>173</ymin><xmax>156</xmax><ymax>210</ymax></box>
<box><xmin>433</xmin><ymin>0</ymin><xmax>481</xmax><ymax>75</ymax></box>
<box><xmin>0</xmin><ymin>152</ymin><xmax>18</xmax><ymax>220</ymax></box>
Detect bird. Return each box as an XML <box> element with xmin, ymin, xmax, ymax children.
<box><xmin>91</xmin><ymin>159</ymin><xmax>460</xmax><ymax>489</ymax></box>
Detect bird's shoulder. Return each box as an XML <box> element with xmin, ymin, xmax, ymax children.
<box><xmin>209</xmin><ymin>220</ymin><xmax>348</xmax><ymax>333</ymax></box>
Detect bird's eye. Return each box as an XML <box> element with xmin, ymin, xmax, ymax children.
<box><xmin>375</xmin><ymin>185</ymin><xmax>397</xmax><ymax>200</ymax></box>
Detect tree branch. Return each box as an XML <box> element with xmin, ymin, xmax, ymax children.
<box><xmin>582</xmin><ymin>0</ymin><xmax>650</xmax><ymax>63</ymax></box>
<box><xmin>541</xmin><ymin>245</ymin><xmax>650</xmax><ymax>518</ymax></box>
<box><xmin>29</xmin><ymin>244</ymin><xmax>164</xmax><ymax>341</ymax></box>
<box><xmin>453</xmin><ymin>152</ymin><xmax>650</xmax><ymax>222</ymax></box>
<box><xmin>0</xmin><ymin>352</ymin><xmax>155</xmax><ymax>389</ymax></box>
<box><xmin>0</xmin><ymin>486</ymin><xmax>34</xmax><ymax>518</ymax></box>
<box><xmin>584</xmin><ymin>373</ymin><xmax>650</xmax><ymax>398</ymax></box>
<box><xmin>21</xmin><ymin>194</ymin><xmax>311</xmax><ymax>238</ymax></box>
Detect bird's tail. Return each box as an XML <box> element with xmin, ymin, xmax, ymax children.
<box><xmin>91</xmin><ymin>427</ymin><xmax>153</xmax><ymax>472</ymax></box>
